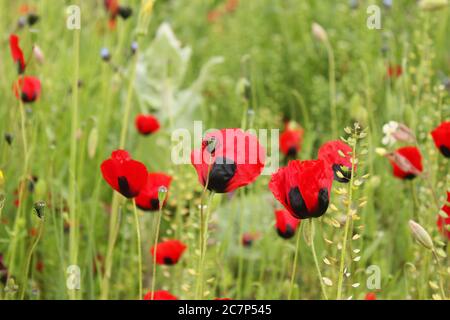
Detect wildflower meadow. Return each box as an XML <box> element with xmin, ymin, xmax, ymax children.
<box><xmin>0</xmin><ymin>0</ymin><xmax>449</xmax><ymax>305</ymax></box>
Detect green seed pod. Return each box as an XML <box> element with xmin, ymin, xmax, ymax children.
<box><xmin>408</xmin><ymin>220</ymin><xmax>433</xmax><ymax>250</ymax></box>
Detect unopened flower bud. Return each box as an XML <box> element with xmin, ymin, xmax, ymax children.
<box><xmin>158</xmin><ymin>186</ymin><xmax>168</xmax><ymax>206</ymax></box>
<box><xmin>100</xmin><ymin>48</ymin><xmax>111</xmax><ymax>62</ymax></box>
<box><xmin>33</xmin><ymin>45</ymin><xmax>45</xmax><ymax>64</ymax></box>
<box><xmin>312</xmin><ymin>22</ymin><xmax>328</xmax><ymax>43</ymax></box>
<box><xmin>409</xmin><ymin>220</ymin><xmax>433</xmax><ymax>250</ymax></box>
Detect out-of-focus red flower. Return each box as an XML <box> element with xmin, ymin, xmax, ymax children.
<box><xmin>104</xmin><ymin>0</ymin><xmax>132</xmax><ymax>29</ymax></box>
<box><xmin>431</xmin><ymin>121</ymin><xmax>450</xmax><ymax>158</ymax></box>
<box><xmin>191</xmin><ymin>129</ymin><xmax>265</xmax><ymax>194</ymax></box>
<box><xmin>242</xmin><ymin>232</ymin><xmax>259</xmax><ymax>247</ymax></box>
<box><xmin>100</xmin><ymin>150</ymin><xmax>147</xmax><ymax>198</ymax></box>
<box><xmin>365</xmin><ymin>292</ymin><xmax>377</xmax><ymax>300</ymax></box>
<box><xmin>387</xmin><ymin>146</ymin><xmax>423</xmax><ymax>180</ymax></box>
<box><xmin>135</xmin><ymin>114</ymin><xmax>160</xmax><ymax>136</ymax></box>
<box><xmin>275</xmin><ymin>209</ymin><xmax>300</xmax><ymax>239</ymax></box>
<box><xmin>280</xmin><ymin>128</ymin><xmax>303</xmax><ymax>159</ymax></box>
<box><xmin>224</xmin><ymin>0</ymin><xmax>239</xmax><ymax>12</ymax></box>
<box><xmin>207</xmin><ymin>10</ymin><xmax>223</xmax><ymax>23</ymax></box>
<box><xmin>13</xmin><ymin>76</ymin><xmax>41</xmax><ymax>103</ymax></box>
<box><xmin>269</xmin><ymin>160</ymin><xmax>333</xmax><ymax>219</ymax></box>
<box><xmin>135</xmin><ymin>173</ymin><xmax>171</xmax><ymax>211</ymax></box>
<box><xmin>387</xmin><ymin>64</ymin><xmax>402</xmax><ymax>78</ymax></box>
<box><xmin>36</xmin><ymin>260</ymin><xmax>44</xmax><ymax>273</ymax></box>
<box><xmin>151</xmin><ymin>240</ymin><xmax>187</xmax><ymax>266</ymax></box>
<box><xmin>318</xmin><ymin>140</ymin><xmax>353</xmax><ymax>183</ymax></box>
<box><xmin>437</xmin><ymin>191</ymin><xmax>450</xmax><ymax>240</ymax></box>
<box><xmin>144</xmin><ymin>290</ymin><xmax>178</xmax><ymax>300</ymax></box>
<box><xmin>9</xmin><ymin>34</ymin><xmax>26</xmax><ymax>74</ymax></box>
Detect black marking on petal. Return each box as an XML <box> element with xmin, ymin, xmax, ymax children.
<box><xmin>311</xmin><ymin>188</ymin><xmax>329</xmax><ymax>218</ymax></box>
<box><xmin>150</xmin><ymin>198</ymin><xmax>160</xmax><ymax>211</ymax></box>
<box><xmin>277</xmin><ymin>224</ymin><xmax>295</xmax><ymax>239</ymax></box>
<box><xmin>163</xmin><ymin>257</ymin><xmax>175</xmax><ymax>265</ymax></box>
<box><xmin>206</xmin><ymin>157</ymin><xmax>236</xmax><ymax>193</ymax></box>
<box><xmin>439</xmin><ymin>145</ymin><xmax>450</xmax><ymax>158</ymax></box>
<box><xmin>403</xmin><ymin>174</ymin><xmax>416</xmax><ymax>180</ymax></box>
<box><xmin>286</xmin><ymin>147</ymin><xmax>297</xmax><ymax>159</ymax></box>
<box><xmin>21</xmin><ymin>92</ymin><xmax>36</xmax><ymax>103</ymax></box>
<box><xmin>118</xmin><ymin>6</ymin><xmax>133</xmax><ymax>19</ymax></box>
<box><xmin>332</xmin><ymin>164</ymin><xmax>351</xmax><ymax>183</ymax></box>
<box><xmin>118</xmin><ymin>176</ymin><xmax>134</xmax><ymax>198</ymax></box>
<box><xmin>27</xmin><ymin>14</ymin><xmax>40</xmax><ymax>26</ymax></box>
<box><xmin>288</xmin><ymin>187</ymin><xmax>309</xmax><ymax>219</ymax></box>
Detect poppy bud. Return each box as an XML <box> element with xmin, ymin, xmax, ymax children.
<box><xmin>387</xmin><ymin>146</ymin><xmax>423</xmax><ymax>180</ymax></box>
<box><xmin>418</xmin><ymin>0</ymin><xmax>448</xmax><ymax>11</ymax></box>
<box><xmin>431</xmin><ymin>122</ymin><xmax>450</xmax><ymax>158</ymax></box>
<box><xmin>33</xmin><ymin>45</ymin><xmax>45</xmax><ymax>64</ymax></box>
<box><xmin>131</xmin><ymin>41</ymin><xmax>138</xmax><ymax>54</ymax></box>
<box><xmin>312</xmin><ymin>22</ymin><xmax>328</xmax><ymax>43</ymax></box>
<box><xmin>100</xmin><ymin>47</ymin><xmax>111</xmax><ymax>62</ymax></box>
<box><xmin>409</xmin><ymin>220</ymin><xmax>434</xmax><ymax>250</ymax></box>
<box><xmin>4</xmin><ymin>133</ymin><xmax>13</xmax><ymax>146</ymax></box>
<box><xmin>383</xmin><ymin>0</ymin><xmax>393</xmax><ymax>8</ymax></box>
<box><xmin>33</xmin><ymin>200</ymin><xmax>46</xmax><ymax>219</ymax></box>
<box><xmin>158</xmin><ymin>186</ymin><xmax>168</xmax><ymax>205</ymax></box>
<box><xmin>17</xmin><ymin>16</ymin><xmax>27</xmax><ymax>28</ymax></box>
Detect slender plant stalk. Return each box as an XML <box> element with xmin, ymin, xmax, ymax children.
<box><xmin>20</xmin><ymin>218</ymin><xmax>44</xmax><ymax>300</ymax></box>
<box><xmin>309</xmin><ymin>219</ymin><xmax>328</xmax><ymax>300</ymax></box>
<box><xmin>432</xmin><ymin>250</ymin><xmax>447</xmax><ymax>300</ymax></box>
<box><xmin>336</xmin><ymin>138</ymin><xmax>357</xmax><ymax>300</ymax></box>
<box><xmin>287</xmin><ymin>224</ymin><xmax>302</xmax><ymax>300</ymax></box>
<box><xmin>6</xmin><ymin>83</ymin><xmax>30</xmax><ymax>286</ymax></box>
<box><xmin>150</xmin><ymin>203</ymin><xmax>163</xmax><ymax>300</ymax></box>
<box><xmin>131</xmin><ymin>200</ymin><xmax>143</xmax><ymax>299</ymax></box>
<box><xmin>68</xmin><ymin>17</ymin><xmax>81</xmax><ymax>300</ymax></box>
<box><xmin>100</xmin><ymin>51</ymin><xmax>139</xmax><ymax>300</ymax></box>
<box><xmin>325</xmin><ymin>40</ymin><xmax>337</xmax><ymax>138</ymax></box>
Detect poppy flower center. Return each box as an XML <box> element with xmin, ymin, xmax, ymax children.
<box><xmin>288</xmin><ymin>187</ymin><xmax>329</xmax><ymax>219</ymax></box>
<box><xmin>150</xmin><ymin>199</ymin><xmax>160</xmax><ymax>211</ymax></box>
<box><xmin>117</xmin><ymin>176</ymin><xmax>133</xmax><ymax>198</ymax></box>
<box><xmin>277</xmin><ymin>224</ymin><xmax>295</xmax><ymax>239</ymax></box>
<box><xmin>163</xmin><ymin>257</ymin><xmax>175</xmax><ymax>265</ymax></box>
<box><xmin>439</xmin><ymin>146</ymin><xmax>450</xmax><ymax>158</ymax></box>
<box><xmin>286</xmin><ymin>147</ymin><xmax>297</xmax><ymax>158</ymax></box>
<box><xmin>206</xmin><ymin>157</ymin><xmax>236</xmax><ymax>193</ymax></box>
<box><xmin>332</xmin><ymin>164</ymin><xmax>352</xmax><ymax>183</ymax></box>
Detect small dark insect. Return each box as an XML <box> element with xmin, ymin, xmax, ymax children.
<box><xmin>27</xmin><ymin>14</ymin><xmax>40</xmax><ymax>26</ymax></box>
<box><xmin>34</xmin><ymin>201</ymin><xmax>46</xmax><ymax>219</ymax></box>
<box><xmin>4</xmin><ymin>133</ymin><xmax>13</xmax><ymax>145</ymax></box>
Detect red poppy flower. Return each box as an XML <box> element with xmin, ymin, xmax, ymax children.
<box><xmin>13</xmin><ymin>76</ymin><xmax>41</xmax><ymax>103</ymax></box>
<box><xmin>207</xmin><ymin>9</ymin><xmax>222</xmax><ymax>23</ymax></box>
<box><xmin>135</xmin><ymin>173</ymin><xmax>171</xmax><ymax>211</ymax></box>
<box><xmin>365</xmin><ymin>292</ymin><xmax>377</xmax><ymax>300</ymax></box>
<box><xmin>269</xmin><ymin>160</ymin><xmax>333</xmax><ymax>219</ymax></box>
<box><xmin>387</xmin><ymin>65</ymin><xmax>402</xmax><ymax>78</ymax></box>
<box><xmin>135</xmin><ymin>114</ymin><xmax>160</xmax><ymax>136</ymax></box>
<box><xmin>275</xmin><ymin>209</ymin><xmax>301</xmax><ymax>239</ymax></box>
<box><xmin>104</xmin><ymin>0</ymin><xmax>132</xmax><ymax>29</ymax></box>
<box><xmin>215</xmin><ymin>298</ymin><xmax>232</xmax><ymax>300</ymax></box>
<box><xmin>437</xmin><ymin>191</ymin><xmax>450</xmax><ymax>240</ymax></box>
<box><xmin>191</xmin><ymin>129</ymin><xmax>265</xmax><ymax>193</ymax></box>
<box><xmin>9</xmin><ymin>34</ymin><xmax>26</xmax><ymax>74</ymax></box>
<box><xmin>100</xmin><ymin>150</ymin><xmax>147</xmax><ymax>198</ymax></box>
<box><xmin>36</xmin><ymin>260</ymin><xmax>44</xmax><ymax>273</ymax></box>
<box><xmin>318</xmin><ymin>140</ymin><xmax>353</xmax><ymax>183</ymax></box>
<box><xmin>280</xmin><ymin>128</ymin><xmax>303</xmax><ymax>158</ymax></box>
<box><xmin>143</xmin><ymin>290</ymin><xmax>178</xmax><ymax>300</ymax></box>
<box><xmin>151</xmin><ymin>240</ymin><xmax>187</xmax><ymax>265</ymax></box>
<box><xmin>388</xmin><ymin>146</ymin><xmax>423</xmax><ymax>180</ymax></box>
<box><xmin>431</xmin><ymin>121</ymin><xmax>450</xmax><ymax>158</ymax></box>
<box><xmin>242</xmin><ymin>232</ymin><xmax>259</xmax><ymax>247</ymax></box>
<box><xmin>224</xmin><ymin>0</ymin><xmax>239</xmax><ymax>12</ymax></box>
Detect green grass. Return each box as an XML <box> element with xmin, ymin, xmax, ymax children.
<box><xmin>0</xmin><ymin>0</ymin><xmax>448</xmax><ymax>300</ymax></box>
